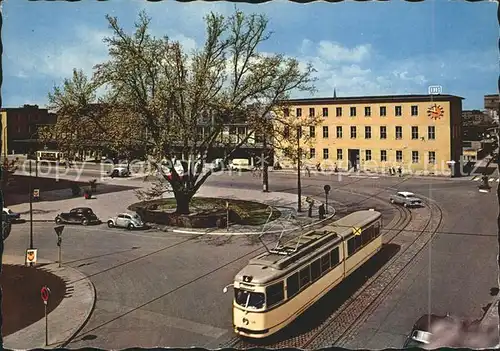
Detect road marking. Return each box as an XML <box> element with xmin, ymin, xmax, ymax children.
<box><xmin>97</xmin><ymin>299</ymin><xmax>228</xmax><ymax>339</ymax></box>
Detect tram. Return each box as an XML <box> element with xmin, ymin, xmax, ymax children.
<box><xmin>225</xmin><ymin>209</ymin><xmax>383</xmax><ymax>338</ymax></box>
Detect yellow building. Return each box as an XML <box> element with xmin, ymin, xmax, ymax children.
<box><xmin>275</xmin><ymin>94</ymin><xmax>463</xmax><ymax>177</ymax></box>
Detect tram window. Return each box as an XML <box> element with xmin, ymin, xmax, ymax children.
<box><xmin>311</xmin><ymin>259</ymin><xmax>321</xmax><ymax>282</ymax></box>
<box><xmin>374</xmin><ymin>223</ymin><xmax>380</xmax><ymax>237</ymax></box>
<box><xmin>355</xmin><ymin>235</ymin><xmax>363</xmax><ymax>250</ymax></box>
<box><xmin>347</xmin><ymin>238</ymin><xmax>356</xmax><ymax>256</ymax></box>
<box><xmin>320</xmin><ymin>253</ymin><xmax>330</xmax><ymax>274</ymax></box>
<box><xmin>331</xmin><ymin>247</ymin><xmax>340</xmax><ymax>266</ymax></box>
<box><xmin>299</xmin><ymin>266</ymin><xmax>311</xmax><ymax>289</ymax></box>
<box><xmin>266</xmin><ymin>281</ymin><xmax>285</xmax><ymax>308</ymax></box>
<box><xmin>361</xmin><ymin>227</ymin><xmax>372</xmax><ymax>245</ymax></box>
<box><xmin>286</xmin><ymin>273</ymin><xmax>300</xmax><ymax>298</ymax></box>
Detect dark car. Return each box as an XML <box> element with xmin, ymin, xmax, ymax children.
<box><xmin>403</xmin><ymin>314</ymin><xmax>456</xmax><ymax>348</ymax></box>
<box><xmin>55</xmin><ymin>207</ymin><xmax>101</xmax><ymax>226</ymax></box>
<box><xmin>3</xmin><ymin>208</ymin><xmax>21</xmax><ymax>221</ymax></box>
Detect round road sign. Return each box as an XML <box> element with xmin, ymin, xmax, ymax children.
<box><xmin>41</xmin><ymin>286</ymin><xmax>50</xmax><ymax>303</ymax></box>
<box><xmin>324</xmin><ymin>184</ymin><xmax>331</xmax><ymax>193</ymax></box>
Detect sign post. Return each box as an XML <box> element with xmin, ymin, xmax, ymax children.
<box><xmin>25</xmin><ymin>248</ymin><xmax>38</xmax><ymax>266</ymax></box>
<box><xmin>41</xmin><ymin>286</ymin><xmax>51</xmax><ymax>346</ymax></box>
<box><xmin>54</xmin><ymin>225</ymin><xmax>64</xmax><ymax>267</ymax></box>
<box><xmin>323</xmin><ymin>185</ymin><xmax>331</xmax><ymax>214</ymax></box>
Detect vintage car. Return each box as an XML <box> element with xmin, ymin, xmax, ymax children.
<box><xmin>107</xmin><ymin>212</ymin><xmax>146</xmax><ymax>230</ymax></box>
<box><xmin>109</xmin><ymin>167</ymin><xmax>130</xmax><ymax>178</ymax></box>
<box><xmin>3</xmin><ymin>208</ymin><xmax>21</xmax><ymax>221</ymax></box>
<box><xmin>389</xmin><ymin>191</ymin><xmax>423</xmax><ymax>208</ymax></box>
<box><xmin>403</xmin><ymin>314</ymin><xmax>457</xmax><ymax>348</ymax></box>
<box><xmin>55</xmin><ymin>207</ymin><xmax>101</xmax><ymax>225</ymax></box>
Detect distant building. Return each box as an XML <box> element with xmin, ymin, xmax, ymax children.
<box><xmin>484</xmin><ymin>94</ymin><xmax>499</xmax><ymax>124</ymax></box>
<box><xmin>0</xmin><ymin>105</ymin><xmax>57</xmax><ymax>157</ymax></box>
<box><xmin>461</xmin><ymin>110</ymin><xmax>493</xmax><ymax>127</ymax></box>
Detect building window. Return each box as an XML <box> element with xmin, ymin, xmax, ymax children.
<box><xmin>411</xmin><ymin>126</ymin><xmax>419</xmax><ymax>139</ymax></box>
<box><xmin>296</xmin><ymin>108</ymin><xmax>302</xmax><ymax>117</ymax></box>
<box><xmin>350</xmin><ymin>107</ymin><xmax>356</xmax><ymax>117</ymax></box>
<box><xmin>322</xmin><ymin>107</ymin><xmax>328</xmax><ymax>117</ymax></box>
<box><xmin>310</xmin><ymin>148</ymin><xmax>315</xmax><ymax>159</ymax></box>
<box><xmin>380</xmin><ymin>106</ymin><xmax>387</xmax><ymax>116</ymax></box>
<box><xmin>350</xmin><ymin>126</ymin><xmax>357</xmax><ymax>139</ymax></box>
<box><xmin>323</xmin><ymin>126</ymin><xmax>329</xmax><ymax>138</ymax></box>
<box><xmin>395</xmin><ymin>126</ymin><xmax>402</xmax><ymax>139</ymax></box>
<box><xmin>284</xmin><ymin>108</ymin><xmax>290</xmax><ymax>117</ymax></box>
<box><xmin>310</xmin><ymin>126</ymin><xmax>316</xmax><ymax>138</ymax></box>
<box><xmin>395</xmin><ymin>106</ymin><xmax>402</xmax><ymax>116</ymax></box>
<box><xmin>428</xmin><ymin>151</ymin><xmax>436</xmax><ymax>164</ymax></box>
<box><xmin>412</xmin><ymin>151</ymin><xmax>419</xmax><ymax>163</ymax></box>
<box><xmin>365</xmin><ymin>150</ymin><xmax>372</xmax><ymax>161</ymax></box>
<box><xmin>309</xmin><ymin>108</ymin><xmax>315</xmax><ymax>117</ymax></box>
<box><xmin>237</xmin><ymin>127</ymin><xmax>246</xmax><ymax>135</ymax></box>
<box><xmin>380</xmin><ymin>126</ymin><xmax>387</xmax><ymax>139</ymax></box>
<box><xmin>428</xmin><ymin>126</ymin><xmax>436</xmax><ymax>140</ymax></box>
<box><xmin>336</xmin><ymin>126</ymin><xmax>342</xmax><ymax>138</ymax></box>
<box><xmin>284</xmin><ymin>126</ymin><xmax>289</xmax><ymax>138</ymax></box>
<box><xmin>381</xmin><ymin>150</ymin><xmax>387</xmax><ymax>161</ymax></box>
<box><xmin>365</xmin><ymin>106</ymin><xmax>371</xmax><ymax>117</ymax></box>
<box><xmin>337</xmin><ymin>149</ymin><xmax>343</xmax><ymax>160</ymax></box>
<box><xmin>323</xmin><ymin>148</ymin><xmax>329</xmax><ymax>159</ymax></box>
<box><xmin>297</xmin><ymin>127</ymin><xmax>302</xmax><ymax>138</ymax></box>
<box><xmin>336</xmin><ymin>107</ymin><xmax>342</xmax><ymax>117</ymax></box>
<box><xmin>365</xmin><ymin>126</ymin><xmax>371</xmax><ymax>139</ymax></box>
<box><xmin>411</xmin><ymin>105</ymin><xmax>418</xmax><ymax>116</ymax></box>
<box><xmin>396</xmin><ymin>150</ymin><xmax>403</xmax><ymax>162</ymax></box>
<box><xmin>229</xmin><ymin>127</ymin><xmax>236</xmax><ymax>135</ymax></box>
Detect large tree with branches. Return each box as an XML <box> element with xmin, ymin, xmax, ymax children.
<box><xmin>43</xmin><ymin>10</ymin><xmax>316</xmax><ymax>214</ymax></box>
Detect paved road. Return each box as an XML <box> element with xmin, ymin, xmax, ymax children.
<box><xmin>6</xmin><ymin>170</ymin><xmax>496</xmax><ymax>349</ymax></box>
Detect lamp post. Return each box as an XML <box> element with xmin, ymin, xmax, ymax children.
<box><xmin>297</xmin><ymin>126</ymin><xmax>302</xmax><ymax>212</ymax></box>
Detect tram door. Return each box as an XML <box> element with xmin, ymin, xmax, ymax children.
<box><xmin>348</xmin><ymin>149</ymin><xmax>360</xmax><ymax>172</ymax></box>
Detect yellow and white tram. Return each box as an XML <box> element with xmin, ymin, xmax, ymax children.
<box><xmin>226</xmin><ymin>210</ymin><xmax>383</xmax><ymax>338</ymax></box>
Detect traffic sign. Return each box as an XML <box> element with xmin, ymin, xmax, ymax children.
<box><xmin>352</xmin><ymin>227</ymin><xmax>362</xmax><ymax>236</ymax></box>
<box><xmin>33</xmin><ymin>189</ymin><xmax>40</xmax><ymax>198</ymax></box>
<box><xmin>428</xmin><ymin>85</ymin><xmax>443</xmax><ymax>95</ymax></box>
<box><xmin>41</xmin><ymin>286</ymin><xmax>51</xmax><ymax>304</ymax></box>
<box><xmin>324</xmin><ymin>185</ymin><xmax>331</xmax><ymax>193</ymax></box>
<box><xmin>26</xmin><ymin>249</ymin><xmax>38</xmax><ymax>264</ymax></box>
<box><xmin>54</xmin><ymin>225</ymin><xmax>64</xmax><ymax>237</ymax></box>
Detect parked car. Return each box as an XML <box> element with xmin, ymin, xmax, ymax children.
<box><xmin>107</xmin><ymin>212</ymin><xmax>146</xmax><ymax>230</ymax></box>
<box><xmin>55</xmin><ymin>207</ymin><xmax>101</xmax><ymax>225</ymax></box>
<box><xmin>230</xmin><ymin>158</ymin><xmax>252</xmax><ymax>171</ymax></box>
<box><xmin>403</xmin><ymin>314</ymin><xmax>457</xmax><ymax>348</ymax></box>
<box><xmin>3</xmin><ymin>208</ymin><xmax>21</xmax><ymax>221</ymax></box>
<box><xmin>389</xmin><ymin>191</ymin><xmax>423</xmax><ymax>207</ymax></box>
<box><xmin>109</xmin><ymin>167</ymin><xmax>130</xmax><ymax>178</ymax></box>
<box><xmin>2</xmin><ymin>212</ymin><xmax>12</xmax><ymax>240</ymax></box>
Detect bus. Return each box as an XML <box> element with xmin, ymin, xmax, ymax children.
<box><xmin>36</xmin><ymin>150</ymin><xmax>65</xmax><ymax>163</ymax></box>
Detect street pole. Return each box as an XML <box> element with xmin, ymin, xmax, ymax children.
<box><xmin>297</xmin><ymin>127</ymin><xmax>302</xmax><ymax>212</ymax></box>
<box><xmin>262</xmin><ymin>132</ymin><xmax>269</xmax><ymax>192</ymax></box>
<box><xmin>29</xmin><ymin>159</ymin><xmax>33</xmax><ymax>267</ymax></box>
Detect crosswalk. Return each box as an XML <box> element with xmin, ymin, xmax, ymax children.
<box><xmin>471</xmin><ymin>176</ymin><xmax>500</xmax><ymax>182</ymax></box>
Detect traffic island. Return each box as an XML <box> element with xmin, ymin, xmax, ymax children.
<box><xmin>1</xmin><ymin>264</ymin><xmax>66</xmax><ymax>336</ymax></box>
<box><xmin>128</xmin><ymin>197</ymin><xmax>282</xmax><ymax>228</ymax></box>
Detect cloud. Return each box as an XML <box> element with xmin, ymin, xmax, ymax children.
<box><xmin>317</xmin><ymin>41</ymin><xmax>372</xmax><ymax>62</ymax></box>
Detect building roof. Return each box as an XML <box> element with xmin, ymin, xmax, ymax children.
<box><xmin>281</xmin><ymin>94</ymin><xmax>464</xmax><ymax>106</ymax></box>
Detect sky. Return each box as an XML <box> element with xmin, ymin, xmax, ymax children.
<box><xmin>2</xmin><ymin>0</ymin><xmax>498</xmax><ymax>110</ymax></box>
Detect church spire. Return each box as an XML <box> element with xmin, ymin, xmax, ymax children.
<box><xmin>333</xmin><ymin>88</ymin><xmax>337</xmax><ymax>98</ymax></box>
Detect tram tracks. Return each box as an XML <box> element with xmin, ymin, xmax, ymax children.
<box><xmin>221</xmin><ymin>193</ymin><xmax>442</xmax><ymax>349</ymax></box>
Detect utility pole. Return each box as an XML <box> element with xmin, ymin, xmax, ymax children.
<box><xmin>262</xmin><ymin>132</ymin><xmax>269</xmax><ymax>192</ymax></box>
<box><xmin>297</xmin><ymin>126</ymin><xmax>302</xmax><ymax>212</ymax></box>
<box><xmin>29</xmin><ymin>159</ymin><xmax>34</xmax><ymax>265</ymax></box>
<box><xmin>0</xmin><ymin>109</ymin><xmax>4</xmax><ymax>349</ymax></box>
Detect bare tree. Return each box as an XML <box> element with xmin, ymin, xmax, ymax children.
<box><xmin>45</xmin><ymin>10</ymin><xmax>316</xmax><ymax>214</ymax></box>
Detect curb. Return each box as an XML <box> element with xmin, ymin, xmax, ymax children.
<box><xmin>481</xmin><ymin>295</ymin><xmax>500</xmax><ymax>327</ymax></box>
<box><xmin>3</xmin><ymin>262</ymin><xmax>96</xmax><ymax>350</ymax></box>
<box><xmin>167</xmin><ymin>196</ymin><xmax>337</xmax><ymax>236</ymax></box>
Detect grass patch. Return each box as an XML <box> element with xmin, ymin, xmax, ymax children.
<box><xmin>131</xmin><ymin>197</ymin><xmax>281</xmax><ymax>226</ymax></box>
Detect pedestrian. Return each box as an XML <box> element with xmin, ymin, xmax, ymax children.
<box><xmin>305</xmin><ymin>166</ymin><xmax>311</xmax><ymax>177</ymax></box>
<box><xmin>398</xmin><ymin>166</ymin><xmax>402</xmax><ymax>177</ymax></box>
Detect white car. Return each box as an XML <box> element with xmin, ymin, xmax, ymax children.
<box><xmin>109</xmin><ymin>167</ymin><xmax>130</xmax><ymax>178</ymax></box>
<box><xmin>107</xmin><ymin>213</ymin><xmax>145</xmax><ymax>230</ymax></box>
<box><xmin>389</xmin><ymin>191</ymin><xmax>423</xmax><ymax>207</ymax></box>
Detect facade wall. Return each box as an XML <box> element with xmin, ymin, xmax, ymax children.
<box><xmin>274</xmin><ymin>95</ymin><xmax>463</xmax><ymax>177</ymax></box>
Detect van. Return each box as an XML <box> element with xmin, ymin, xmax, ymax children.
<box><xmin>230</xmin><ymin>158</ymin><xmax>252</xmax><ymax>171</ymax></box>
